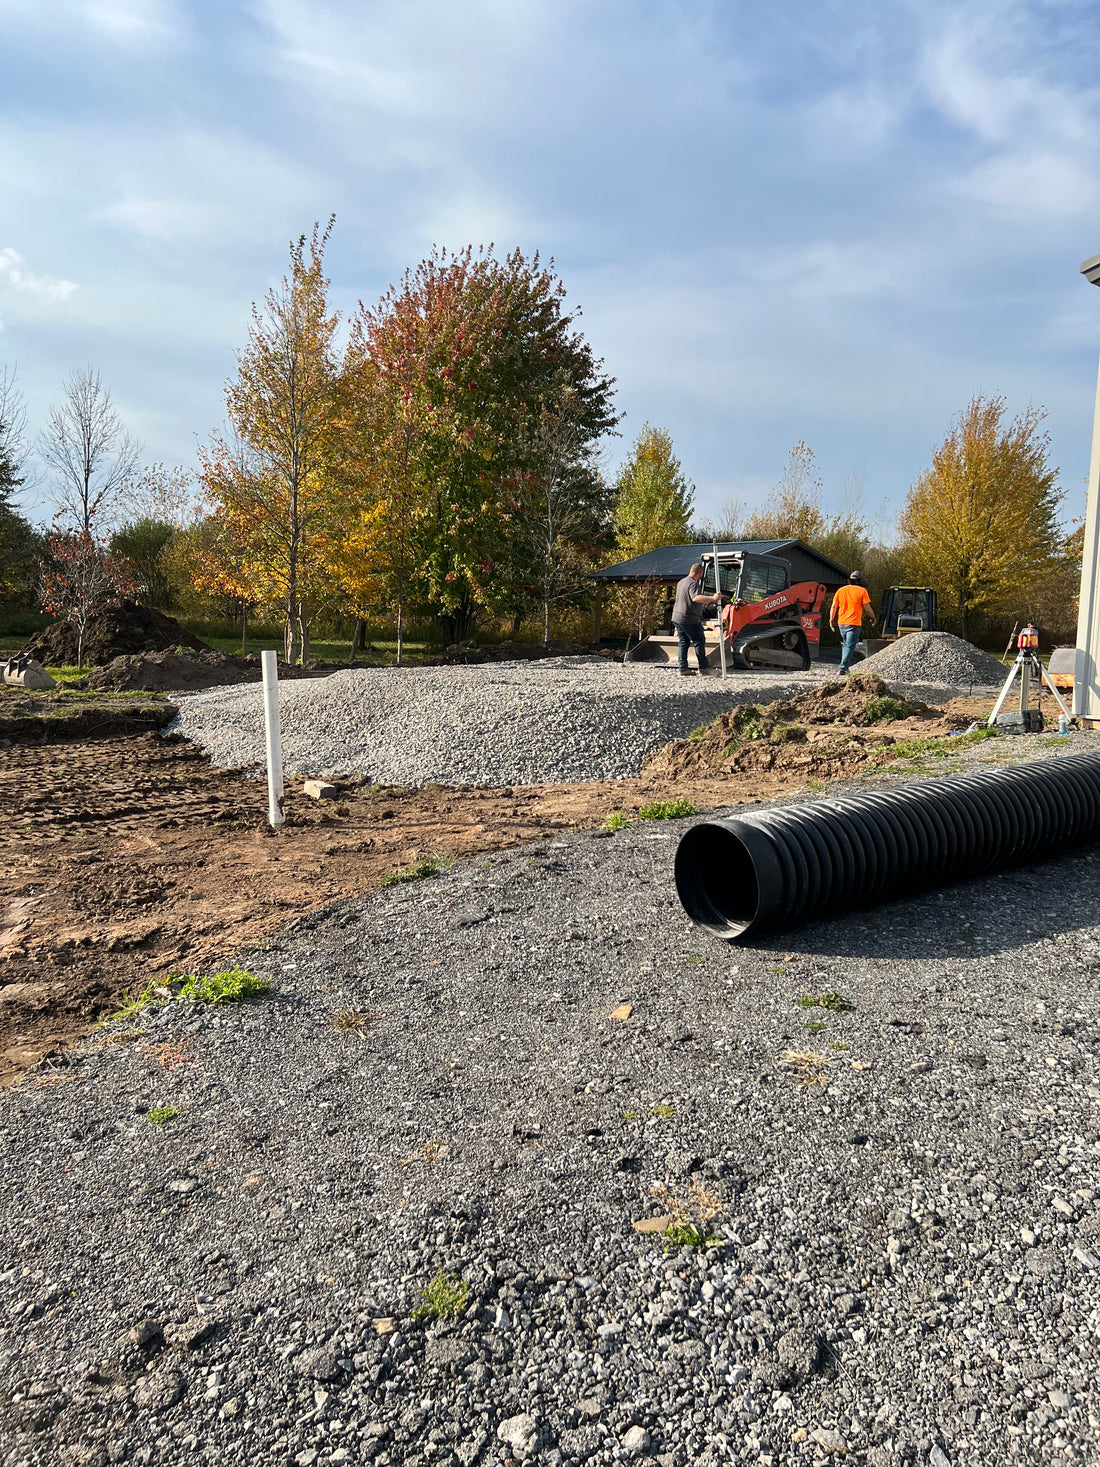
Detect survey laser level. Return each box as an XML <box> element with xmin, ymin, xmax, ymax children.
<box><xmin>987</xmin><ymin>623</ymin><xmax>1073</xmax><ymax>734</ymax></box>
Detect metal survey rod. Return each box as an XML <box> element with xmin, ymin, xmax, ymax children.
<box><xmin>261</xmin><ymin>649</ymin><xmax>285</xmax><ymax>829</ymax></box>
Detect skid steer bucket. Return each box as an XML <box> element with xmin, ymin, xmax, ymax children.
<box><xmin>1</xmin><ymin>657</ymin><xmax>57</xmax><ymax>690</ymax></box>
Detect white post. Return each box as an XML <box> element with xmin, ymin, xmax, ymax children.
<box><xmin>261</xmin><ymin>649</ymin><xmax>285</xmax><ymax>829</ymax></box>
<box><xmin>1074</xmin><ymin>354</ymin><xmax>1100</xmax><ymax>724</ymax></box>
<box><xmin>712</xmin><ymin>541</ymin><xmax>728</xmax><ymax>679</ymax></box>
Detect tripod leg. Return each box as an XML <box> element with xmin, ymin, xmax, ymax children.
<box><xmin>1038</xmin><ymin>662</ymin><xmax>1073</xmax><ymax>720</ymax></box>
<box><xmin>987</xmin><ymin>659</ymin><xmax>1021</xmax><ymax>725</ymax></box>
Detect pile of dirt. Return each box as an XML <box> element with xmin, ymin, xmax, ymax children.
<box><xmin>437</xmin><ymin>640</ymin><xmax>611</xmax><ymax>664</ymax></box>
<box><xmin>88</xmin><ymin>648</ymin><xmax>263</xmax><ymax>693</ymax></box>
<box><xmin>22</xmin><ymin>601</ymin><xmax>209</xmax><ymax>667</ymax></box>
<box><xmin>854</xmin><ymin>630</ymin><xmax>1007</xmax><ymax>688</ymax></box>
<box><xmin>646</xmin><ymin>675</ymin><xmax>967</xmax><ymax>782</ymax></box>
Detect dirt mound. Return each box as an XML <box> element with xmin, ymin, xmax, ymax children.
<box><xmin>438</xmin><ymin>640</ymin><xmax>609</xmax><ymax>664</ymax></box>
<box><xmin>854</xmin><ymin>631</ymin><xmax>1006</xmax><ymax>688</ymax></box>
<box><xmin>646</xmin><ymin>675</ymin><xmax>966</xmax><ymax>782</ymax></box>
<box><xmin>88</xmin><ymin>648</ymin><xmax>264</xmax><ymax>692</ymax></box>
<box><xmin>22</xmin><ymin>602</ymin><xmax>209</xmax><ymax>667</ymax></box>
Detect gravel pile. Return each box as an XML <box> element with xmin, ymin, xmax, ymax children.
<box><xmin>854</xmin><ymin>632</ymin><xmax>1007</xmax><ymax>690</ymax></box>
<box><xmin>169</xmin><ymin>660</ymin><xmax>960</xmax><ymax>787</ymax></box>
<box><xmin>3</xmin><ymin>787</ymin><xmax>1099</xmax><ymax>1467</ymax></box>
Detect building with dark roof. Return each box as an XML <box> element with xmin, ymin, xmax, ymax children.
<box><xmin>591</xmin><ymin>539</ymin><xmax>851</xmax><ymax>591</ymax></box>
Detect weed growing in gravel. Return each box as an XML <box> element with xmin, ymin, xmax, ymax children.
<box><xmin>685</xmin><ymin>955</ymin><xmax>704</xmax><ymax>965</ymax></box>
<box><xmin>621</xmin><ymin>1110</ymin><xmax>638</xmax><ymax>1121</ymax></box>
<box><xmin>864</xmin><ymin>695</ymin><xmax>914</xmax><ymax>723</ymax></box>
<box><xmin>651</xmin><ymin>1181</ymin><xmax>724</xmax><ymax>1249</ymax></box>
<box><xmin>177</xmin><ymin>966</ymin><xmax>268</xmax><ymax>1004</ymax></box>
<box><xmin>831</xmin><ymin>1042</ymin><xmax>851</xmax><ymax>1051</ymax></box>
<box><xmin>146</xmin><ymin>1106</ymin><xmax>179</xmax><ymax>1126</ymax></box>
<box><xmin>604</xmin><ymin>810</ymin><xmax>633</xmax><ymax>831</ymax></box>
<box><xmin>411</xmin><ymin>1270</ymin><xmax>468</xmax><ymax>1321</ymax></box>
<box><xmin>330</xmin><ymin>1009</ymin><xmax>381</xmax><ymax>1041</ymax></box>
<box><xmin>649</xmin><ymin>1103</ymin><xmax>678</xmax><ymax>1119</ymax></box>
<box><xmin>638</xmin><ymin>798</ymin><xmax>697</xmax><ymax>821</ymax></box>
<box><xmin>779</xmin><ymin>1049</ymin><xmax>832</xmax><ymax>1087</ymax></box>
<box><xmin>804</xmin><ymin>1021</ymin><xmax>826</xmax><ymax>1034</ymax></box>
<box><xmin>797</xmin><ymin>991</ymin><xmax>852</xmax><ymax>1012</ymax></box>
<box><xmin>380</xmin><ymin>854</ymin><xmax>453</xmax><ymax>887</ymax></box>
<box><xmin>102</xmin><ymin>982</ymin><xmax>169</xmax><ymax>1023</ymax></box>
<box><xmin>99</xmin><ymin>1029</ymin><xmax>142</xmax><ymax>1047</ymax></box>
<box><xmin>879</xmin><ymin>726</ymin><xmax>995</xmax><ymax>767</ymax></box>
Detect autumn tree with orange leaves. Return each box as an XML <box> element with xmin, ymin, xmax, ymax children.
<box><xmin>343</xmin><ymin>246</ymin><xmax>618</xmax><ymax>645</ymax></box>
<box><xmin>199</xmin><ymin>219</ymin><xmax>344</xmax><ymax>663</ymax></box>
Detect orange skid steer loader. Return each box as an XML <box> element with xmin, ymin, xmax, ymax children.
<box><xmin>625</xmin><ymin>551</ymin><xmax>826</xmax><ymax>672</ymax></box>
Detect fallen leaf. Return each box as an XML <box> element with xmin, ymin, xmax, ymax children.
<box><xmin>609</xmin><ymin>1003</ymin><xmax>634</xmax><ymax>1022</ymax></box>
<box><xmin>633</xmin><ymin>1214</ymin><xmax>675</xmax><ymax>1233</ymax></box>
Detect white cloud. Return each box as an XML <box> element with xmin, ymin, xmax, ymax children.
<box><xmin>100</xmin><ymin>197</ymin><xmax>226</xmax><ymax>242</ymax></box>
<box><xmin>0</xmin><ymin>0</ymin><xmax>184</xmax><ymax>50</ymax></box>
<box><xmin>0</xmin><ymin>248</ymin><xmax>78</xmax><ymax>301</ymax></box>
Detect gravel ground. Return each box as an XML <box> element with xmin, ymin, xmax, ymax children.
<box><xmin>3</xmin><ymin>745</ymin><xmax>1099</xmax><ymax>1467</ymax></box>
<box><xmin>166</xmin><ymin>661</ymin><xmax>985</xmax><ymax>787</ymax></box>
<box><xmin>855</xmin><ymin>634</ymin><xmax>1008</xmax><ymax>691</ymax></box>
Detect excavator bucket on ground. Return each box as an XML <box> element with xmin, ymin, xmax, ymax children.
<box><xmin>1</xmin><ymin>657</ymin><xmax>57</xmax><ymax>690</ymax></box>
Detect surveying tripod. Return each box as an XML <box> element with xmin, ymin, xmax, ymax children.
<box><xmin>986</xmin><ymin>623</ymin><xmax>1072</xmax><ymax>733</ymax></box>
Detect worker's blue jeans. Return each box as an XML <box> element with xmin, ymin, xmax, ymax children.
<box><xmin>675</xmin><ymin>622</ymin><xmax>709</xmax><ymax>673</ymax></box>
<box><xmin>838</xmin><ymin>625</ymin><xmax>862</xmax><ymax>674</ymax></box>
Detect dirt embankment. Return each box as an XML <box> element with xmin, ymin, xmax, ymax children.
<box><xmin>645</xmin><ymin>675</ymin><xmax>975</xmax><ymax>783</ymax></box>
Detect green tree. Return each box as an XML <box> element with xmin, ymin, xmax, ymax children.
<box><xmin>899</xmin><ymin>396</ymin><xmax>1062</xmax><ymax>640</ymax></box>
<box><xmin>110</xmin><ymin>518</ymin><xmax>177</xmax><ymax>610</ymax></box>
<box><xmin>613</xmin><ymin>425</ymin><xmax>694</xmax><ymax>558</ymax></box>
<box><xmin>0</xmin><ymin>364</ymin><xmax>42</xmax><ymax>609</ymax></box>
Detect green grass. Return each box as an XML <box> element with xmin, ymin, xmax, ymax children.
<box><xmin>687</xmin><ymin>722</ymin><xmax>712</xmax><ymax>742</ymax></box>
<box><xmin>662</xmin><ymin>1221</ymin><xmax>722</xmax><ymax>1249</ymax></box>
<box><xmin>146</xmin><ymin>1106</ymin><xmax>179</xmax><ymax>1126</ymax></box>
<box><xmin>176</xmin><ymin>965</ymin><xmax>268</xmax><ymax>1004</ymax></box>
<box><xmin>864</xmin><ymin>694</ymin><xmax>914</xmax><ymax>723</ymax></box>
<box><xmin>411</xmin><ymin>1270</ymin><xmax>468</xmax><ymax>1322</ymax></box>
<box><xmin>604</xmin><ymin>810</ymin><xmax>633</xmax><ymax>832</ymax></box>
<box><xmin>379</xmin><ymin>854</ymin><xmax>453</xmax><ymax>887</ymax></box>
<box><xmin>637</xmin><ymin>798</ymin><xmax>697</xmax><ymax>821</ymax></box>
<box><xmin>804</xmin><ymin>1020</ymin><xmax>827</xmax><ymax>1033</ymax></box>
<box><xmin>882</xmin><ymin>727</ymin><xmax>996</xmax><ymax>764</ymax></box>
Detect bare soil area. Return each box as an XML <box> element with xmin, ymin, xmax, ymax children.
<box><xmin>0</xmin><ymin>677</ymin><xmax>1004</xmax><ymax>1087</ymax></box>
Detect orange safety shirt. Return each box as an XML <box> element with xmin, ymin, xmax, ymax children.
<box><xmin>832</xmin><ymin>584</ymin><xmax>871</xmax><ymax>626</ymax></box>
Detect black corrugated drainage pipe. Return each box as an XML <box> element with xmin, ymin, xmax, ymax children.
<box><xmin>674</xmin><ymin>752</ymin><xmax>1100</xmax><ymax>941</ymax></box>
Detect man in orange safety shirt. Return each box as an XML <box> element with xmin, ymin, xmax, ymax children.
<box><xmin>830</xmin><ymin>571</ymin><xmax>875</xmax><ymax>675</ymax></box>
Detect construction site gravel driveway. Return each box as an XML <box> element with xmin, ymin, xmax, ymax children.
<box><xmin>3</xmin><ymin>766</ymin><xmax>1099</xmax><ymax>1467</ymax></box>
<box><xmin>168</xmin><ymin>661</ymin><xmax>990</xmax><ymax>786</ymax></box>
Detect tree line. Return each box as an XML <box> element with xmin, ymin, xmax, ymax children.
<box><xmin>0</xmin><ymin>222</ymin><xmax>1080</xmax><ymax>660</ymax></box>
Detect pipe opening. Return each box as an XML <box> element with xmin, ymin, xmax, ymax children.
<box><xmin>674</xmin><ymin>822</ymin><xmax>761</xmax><ymax>938</ymax></box>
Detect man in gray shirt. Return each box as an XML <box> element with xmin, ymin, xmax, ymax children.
<box><xmin>671</xmin><ymin>563</ymin><xmax>720</xmax><ymax>676</ymax></box>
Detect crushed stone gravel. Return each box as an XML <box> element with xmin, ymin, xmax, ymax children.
<box><xmin>854</xmin><ymin>632</ymin><xmax>1008</xmax><ymax>691</ymax></box>
<box><xmin>167</xmin><ymin>659</ymin><xmax>966</xmax><ymax>787</ymax></box>
<box><xmin>3</xmin><ymin>745</ymin><xmax>1099</xmax><ymax>1467</ymax></box>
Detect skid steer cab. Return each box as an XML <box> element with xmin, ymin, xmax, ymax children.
<box><xmin>625</xmin><ymin>552</ymin><xmax>826</xmax><ymax>672</ymax></box>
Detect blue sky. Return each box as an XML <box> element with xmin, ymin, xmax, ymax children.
<box><xmin>2</xmin><ymin>0</ymin><xmax>1100</xmax><ymax>532</ymax></box>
